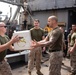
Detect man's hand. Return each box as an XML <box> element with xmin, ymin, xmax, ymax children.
<box><xmin>10</xmin><ymin>35</ymin><xmax>20</xmax><ymax>44</ymax></box>
<box><xmin>68</xmin><ymin>47</ymin><xmax>74</xmax><ymax>53</ymax></box>
<box><xmin>32</xmin><ymin>40</ymin><xmax>40</xmax><ymax>47</ymax></box>
<box><xmin>30</xmin><ymin>40</ymin><xmax>40</xmax><ymax>50</ymax></box>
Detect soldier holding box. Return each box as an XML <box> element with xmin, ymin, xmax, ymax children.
<box><xmin>0</xmin><ymin>22</ymin><xmax>20</xmax><ymax>75</ymax></box>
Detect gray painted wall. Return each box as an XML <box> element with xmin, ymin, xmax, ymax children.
<box><xmin>27</xmin><ymin>0</ymin><xmax>76</xmax><ymax>11</ymax></box>
<box><xmin>32</xmin><ymin>11</ymin><xmax>51</xmax><ymax>28</ymax></box>
<box><xmin>28</xmin><ymin>10</ymin><xmax>68</xmax><ymax>29</ymax></box>
<box><xmin>57</xmin><ymin>10</ymin><xmax>68</xmax><ymax>30</ymax></box>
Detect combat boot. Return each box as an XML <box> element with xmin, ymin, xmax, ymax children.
<box><xmin>28</xmin><ymin>71</ymin><xmax>31</xmax><ymax>75</ymax></box>
<box><xmin>36</xmin><ymin>70</ymin><xmax>43</xmax><ymax>75</ymax></box>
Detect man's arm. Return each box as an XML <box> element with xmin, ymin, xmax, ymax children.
<box><xmin>34</xmin><ymin>30</ymin><xmax>61</xmax><ymax>47</ymax></box>
<box><xmin>67</xmin><ymin>34</ymin><xmax>71</xmax><ymax>48</ymax></box>
<box><xmin>0</xmin><ymin>36</ymin><xmax>19</xmax><ymax>52</ymax></box>
<box><xmin>31</xmin><ymin>35</ymin><xmax>49</xmax><ymax>48</ymax></box>
<box><xmin>69</xmin><ymin>39</ymin><xmax>76</xmax><ymax>53</ymax></box>
<box><xmin>9</xmin><ymin>45</ymin><xmax>14</xmax><ymax>51</ymax></box>
<box><xmin>39</xmin><ymin>35</ymin><xmax>49</xmax><ymax>43</ymax></box>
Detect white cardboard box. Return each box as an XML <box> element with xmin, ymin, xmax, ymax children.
<box><xmin>13</xmin><ymin>30</ymin><xmax>31</xmax><ymax>51</ymax></box>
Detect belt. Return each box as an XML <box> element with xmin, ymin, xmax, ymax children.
<box><xmin>49</xmin><ymin>49</ymin><xmax>61</xmax><ymax>52</ymax></box>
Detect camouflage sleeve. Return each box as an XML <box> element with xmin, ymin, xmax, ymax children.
<box><xmin>49</xmin><ymin>30</ymin><xmax>61</xmax><ymax>43</ymax></box>
<box><xmin>75</xmin><ymin>34</ymin><xmax>76</xmax><ymax>39</ymax></box>
<box><xmin>67</xmin><ymin>34</ymin><xmax>71</xmax><ymax>41</ymax></box>
<box><xmin>75</xmin><ymin>35</ymin><xmax>76</xmax><ymax>44</ymax></box>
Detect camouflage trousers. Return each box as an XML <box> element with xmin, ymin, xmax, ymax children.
<box><xmin>0</xmin><ymin>60</ymin><xmax>12</xmax><ymax>75</ymax></box>
<box><xmin>49</xmin><ymin>51</ymin><xmax>63</xmax><ymax>75</ymax></box>
<box><xmin>28</xmin><ymin>47</ymin><xmax>42</xmax><ymax>72</ymax></box>
<box><xmin>70</xmin><ymin>50</ymin><xmax>76</xmax><ymax>74</ymax></box>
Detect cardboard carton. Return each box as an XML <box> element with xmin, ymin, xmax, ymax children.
<box><xmin>13</xmin><ymin>30</ymin><xmax>31</xmax><ymax>51</ymax></box>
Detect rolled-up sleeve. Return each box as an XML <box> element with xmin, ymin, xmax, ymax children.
<box><xmin>49</xmin><ymin>30</ymin><xmax>61</xmax><ymax>43</ymax></box>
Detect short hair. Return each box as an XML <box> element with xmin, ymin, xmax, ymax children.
<box><xmin>72</xmin><ymin>24</ymin><xmax>76</xmax><ymax>26</ymax></box>
<box><xmin>48</xmin><ymin>16</ymin><xmax>58</xmax><ymax>22</ymax></box>
<box><xmin>34</xmin><ymin>19</ymin><xmax>40</xmax><ymax>23</ymax></box>
<box><xmin>0</xmin><ymin>22</ymin><xmax>5</xmax><ymax>26</ymax></box>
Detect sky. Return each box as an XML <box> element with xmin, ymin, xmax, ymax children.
<box><xmin>0</xmin><ymin>1</ymin><xmax>18</xmax><ymax>20</ymax></box>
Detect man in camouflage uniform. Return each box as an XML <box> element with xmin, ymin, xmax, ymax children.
<box><xmin>0</xmin><ymin>22</ymin><xmax>20</xmax><ymax>75</ymax></box>
<box><xmin>67</xmin><ymin>25</ymin><xmax>74</xmax><ymax>58</ymax></box>
<box><xmin>31</xmin><ymin>16</ymin><xmax>63</xmax><ymax>75</ymax></box>
<box><xmin>28</xmin><ymin>19</ymin><xmax>45</xmax><ymax>75</ymax></box>
<box><xmin>69</xmin><ymin>24</ymin><xmax>76</xmax><ymax>75</ymax></box>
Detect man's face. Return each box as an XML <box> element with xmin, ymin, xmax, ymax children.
<box><xmin>34</xmin><ymin>21</ymin><xmax>40</xmax><ymax>27</ymax></box>
<box><xmin>47</xmin><ymin>18</ymin><xmax>53</xmax><ymax>28</ymax></box>
<box><xmin>0</xmin><ymin>23</ymin><xmax>7</xmax><ymax>33</ymax></box>
<box><xmin>72</xmin><ymin>25</ymin><xmax>76</xmax><ymax>31</ymax></box>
